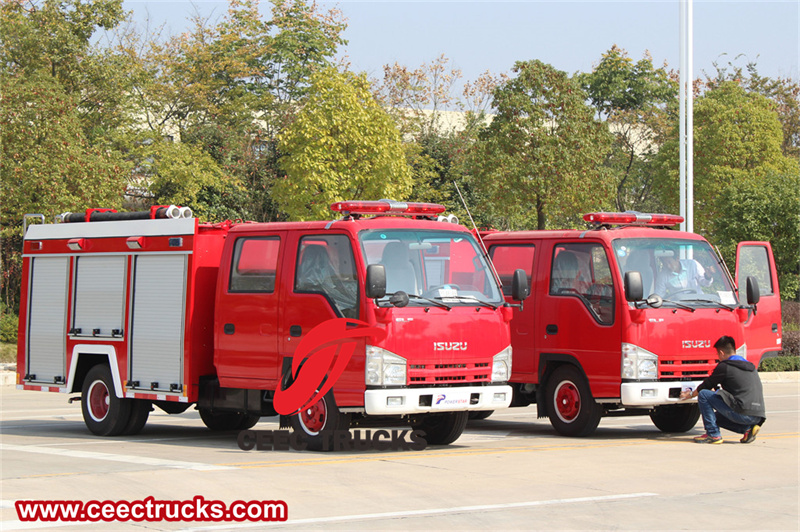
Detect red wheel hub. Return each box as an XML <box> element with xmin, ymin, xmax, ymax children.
<box><xmin>87</xmin><ymin>380</ymin><xmax>110</xmax><ymax>422</ymax></box>
<box><xmin>555</xmin><ymin>381</ymin><xmax>580</xmax><ymax>422</ymax></box>
<box><xmin>300</xmin><ymin>397</ymin><xmax>327</xmax><ymax>434</ymax></box>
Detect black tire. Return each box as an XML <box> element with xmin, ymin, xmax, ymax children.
<box><xmin>289</xmin><ymin>390</ymin><xmax>350</xmax><ymax>451</ymax></box>
<box><xmin>121</xmin><ymin>400</ymin><xmax>152</xmax><ymax>436</ymax></box>
<box><xmin>199</xmin><ymin>409</ymin><xmax>251</xmax><ymax>431</ymax></box>
<box><xmin>238</xmin><ymin>413</ymin><xmax>261</xmax><ymax>430</ymax></box>
<box><xmin>650</xmin><ymin>404</ymin><xmax>700</xmax><ymax>433</ymax></box>
<box><xmin>416</xmin><ymin>411</ymin><xmax>469</xmax><ymax>445</ymax></box>
<box><xmin>81</xmin><ymin>365</ymin><xmax>132</xmax><ymax>436</ymax></box>
<box><xmin>546</xmin><ymin>365</ymin><xmax>602</xmax><ymax>437</ymax></box>
<box><xmin>468</xmin><ymin>410</ymin><xmax>494</xmax><ymax>420</ymax></box>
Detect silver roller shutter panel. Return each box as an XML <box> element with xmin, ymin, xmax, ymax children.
<box><xmin>130</xmin><ymin>254</ymin><xmax>187</xmax><ymax>391</ymax></box>
<box><xmin>27</xmin><ymin>257</ymin><xmax>69</xmax><ymax>383</ymax></box>
<box><xmin>73</xmin><ymin>256</ymin><xmax>126</xmax><ymax>337</ymax></box>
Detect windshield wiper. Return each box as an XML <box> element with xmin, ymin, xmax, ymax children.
<box><xmin>407</xmin><ymin>293</ymin><xmax>452</xmax><ymax>310</ymax></box>
<box><xmin>681</xmin><ymin>298</ymin><xmax>737</xmax><ymax>311</ymax></box>
<box><xmin>660</xmin><ymin>298</ymin><xmax>695</xmax><ymax>312</ymax></box>
<box><xmin>433</xmin><ymin>295</ymin><xmax>498</xmax><ymax>310</ymax></box>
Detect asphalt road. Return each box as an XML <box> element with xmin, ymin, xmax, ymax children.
<box><xmin>1</xmin><ymin>378</ymin><xmax>798</xmax><ymax>531</ymax></box>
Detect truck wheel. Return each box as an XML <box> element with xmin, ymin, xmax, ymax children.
<box><xmin>238</xmin><ymin>414</ymin><xmax>261</xmax><ymax>430</ymax></box>
<box><xmin>468</xmin><ymin>410</ymin><xmax>494</xmax><ymax>420</ymax></box>
<box><xmin>546</xmin><ymin>365</ymin><xmax>602</xmax><ymax>437</ymax></box>
<box><xmin>199</xmin><ymin>409</ymin><xmax>251</xmax><ymax>431</ymax></box>
<box><xmin>416</xmin><ymin>411</ymin><xmax>469</xmax><ymax>445</ymax></box>
<box><xmin>650</xmin><ymin>404</ymin><xmax>700</xmax><ymax>433</ymax></box>
<box><xmin>121</xmin><ymin>400</ymin><xmax>152</xmax><ymax>436</ymax></box>
<box><xmin>290</xmin><ymin>390</ymin><xmax>349</xmax><ymax>451</ymax></box>
<box><xmin>81</xmin><ymin>365</ymin><xmax>132</xmax><ymax>436</ymax></box>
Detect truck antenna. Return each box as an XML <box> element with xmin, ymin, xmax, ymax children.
<box><xmin>454</xmin><ymin>181</ymin><xmax>501</xmax><ymax>287</ymax></box>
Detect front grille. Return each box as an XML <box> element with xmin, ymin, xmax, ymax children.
<box><xmin>659</xmin><ymin>357</ymin><xmax>714</xmax><ymax>379</ymax></box>
<box><xmin>408</xmin><ymin>361</ymin><xmax>492</xmax><ymax>384</ymax></box>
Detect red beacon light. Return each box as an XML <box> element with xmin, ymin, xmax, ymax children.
<box><xmin>331</xmin><ymin>200</ymin><xmax>446</xmax><ymax>217</ymax></box>
<box><xmin>583</xmin><ymin>212</ymin><xmax>684</xmax><ymax>227</ymax></box>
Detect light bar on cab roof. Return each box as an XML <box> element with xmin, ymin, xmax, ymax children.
<box><xmin>583</xmin><ymin>212</ymin><xmax>684</xmax><ymax>227</ymax></box>
<box><xmin>331</xmin><ymin>200</ymin><xmax>446</xmax><ymax>216</ymax></box>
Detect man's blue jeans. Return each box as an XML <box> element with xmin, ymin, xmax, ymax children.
<box><xmin>697</xmin><ymin>389</ymin><xmax>761</xmax><ymax>438</ymax></box>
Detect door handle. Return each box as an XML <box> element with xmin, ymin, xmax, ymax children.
<box><xmin>224</xmin><ymin>323</ymin><xmax>235</xmax><ymax>335</ymax></box>
<box><xmin>772</xmin><ymin>323</ymin><xmax>778</xmax><ymax>333</ymax></box>
<box><xmin>546</xmin><ymin>324</ymin><xmax>558</xmax><ymax>335</ymax></box>
<box><xmin>290</xmin><ymin>325</ymin><xmax>302</xmax><ymax>337</ymax></box>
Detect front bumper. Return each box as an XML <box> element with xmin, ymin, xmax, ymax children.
<box><xmin>621</xmin><ymin>380</ymin><xmax>704</xmax><ymax>406</ymax></box>
<box><xmin>364</xmin><ymin>384</ymin><xmax>512</xmax><ymax>415</ymax></box>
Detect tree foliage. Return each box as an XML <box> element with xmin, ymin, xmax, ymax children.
<box><xmin>0</xmin><ymin>0</ymin><xmax>131</xmax><ymax>311</ymax></box>
<box><xmin>275</xmin><ymin>68</ymin><xmax>412</xmax><ymax>220</ymax></box>
<box><xmin>580</xmin><ymin>46</ymin><xmax>677</xmax><ymax>212</ymax></box>
<box><xmin>469</xmin><ymin>60</ymin><xmax>613</xmax><ymax>230</ymax></box>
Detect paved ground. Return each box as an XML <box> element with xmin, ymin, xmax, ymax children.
<box><xmin>1</xmin><ymin>376</ymin><xmax>797</xmax><ymax>531</ymax></box>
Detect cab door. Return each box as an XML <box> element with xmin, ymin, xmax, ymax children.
<box><xmin>215</xmin><ymin>232</ymin><xmax>285</xmax><ymax>384</ymax></box>
<box><xmin>535</xmin><ymin>241</ymin><xmax>620</xmax><ymax>398</ymax></box>
<box><xmin>736</xmin><ymin>241</ymin><xmax>782</xmax><ymax>364</ymax></box>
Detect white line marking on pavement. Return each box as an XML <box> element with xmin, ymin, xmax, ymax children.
<box><xmin>183</xmin><ymin>492</ymin><xmax>659</xmax><ymax>531</ymax></box>
<box><xmin>0</xmin><ymin>443</ymin><xmax>233</xmax><ymax>471</ymax></box>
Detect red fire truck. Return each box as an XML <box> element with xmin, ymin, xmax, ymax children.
<box><xmin>16</xmin><ymin>201</ymin><xmax>527</xmax><ymax>448</ymax></box>
<box><xmin>480</xmin><ymin>212</ymin><xmax>782</xmax><ymax>436</ymax></box>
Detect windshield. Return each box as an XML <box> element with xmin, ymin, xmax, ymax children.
<box><xmin>612</xmin><ymin>238</ymin><xmax>738</xmax><ymax>307</ymax></box>
<box><xmin>360</xmin><ymin>229</ymin><xmax>503</xmax><ymax>307</ymax></box>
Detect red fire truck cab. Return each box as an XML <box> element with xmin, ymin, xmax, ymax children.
<box><xmin>17</xmin><ymin>201</ymin><xmax>527</xmax><ymax>448</ymax></box>
<box><xmin>481</xmin><ymin>212</ymin><xmax>782</xmax><ymax>437</ymax></box>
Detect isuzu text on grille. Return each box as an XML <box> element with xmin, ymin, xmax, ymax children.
<box><xmin>433</xmin><ymin>341</ymin><xmax>468</xmax><ymax>351</ymax></box>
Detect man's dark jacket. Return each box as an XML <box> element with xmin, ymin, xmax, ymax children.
<box><xmin>697</xmin><ymin>358</ymin><xmax>766</xmax><ymax>420</ymax></box>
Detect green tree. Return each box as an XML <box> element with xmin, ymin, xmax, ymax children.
<box><xmin>0</xmin><ymin>1</ymin><xmax>131</xmax><ymax>311</ymax></box>
<box><xmin>275</xmin><ymin>68</ymin><xmax>412</xmax><ymax>220</ymax></box>
<box><xmin>469</xmin><ymin>60</ymin><xmax>613</xmax><ymax>230</ymax></box>
<box><xmin>123</xmin><ymin>0</ymin><xmax>347</xmax><ymax>221</ymax></box>
<box><xmin>711</xmin><ymin>171</ymin><xmax>800</xmax><ymax>299</ymax></box>
<box><xmin>704</xmin><ymin>56</ymin><xmax>799</xmax><ymax>160</ymax></box>
<box><xmin>580</xmin><ymin>46</ymin><xmax>677</xmax><ymax>212</ymax></box>
<box><xmin>127</xmin><ymin>139</ymin><xmax>248</xmax><ymax>222</ymax></box>
<box><xmin>654</xmin><ymin>80</ymin><xmax>799</xmax><ymax>299</ymax></box>
<box><xmin>655</xmin><ymin>81</ymin><xmax>796</xmax><ymax>233</ymax></box>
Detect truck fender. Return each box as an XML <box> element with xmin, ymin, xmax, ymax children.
<box><xmin>535</xmin><ymin>354</ymin><xmax>587</xmax><ymax>418</ymax></box>
<box><xmin>66</xmin><ymin>345</ymin><xmax>124</xmax><ymax>398</ymax></box>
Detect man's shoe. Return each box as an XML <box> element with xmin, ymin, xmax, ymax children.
<box><xmin>741</xmin><ymin>424</ymin><xmax>760</xmax><ymax>444</ymax></box>
<box><xmin>693</xmin><ymin>434</ymin><xmax>723</xmax><ymax>444</ymax></box>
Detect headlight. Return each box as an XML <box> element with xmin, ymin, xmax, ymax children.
<box><xmin>736</xmin><ymin>343</ymin><xmax>747</xmax><ymax>360</ymax></box>
<box><xmin>366</xmin><ymin>345</ymin><xmax>407</xmax><ymax>386</ymax></box>
<box><xmin>621</xmin><ymin>343</ymin><xmax>658</xmax><ymax>380</ymax></box>
<box><xmin>492</xmin><ymin>346</ymin><xmax>512</xmax><ymax>382</ymax></box>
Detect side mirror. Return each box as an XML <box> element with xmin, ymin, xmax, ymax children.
<box><xmin>746</xmin><ymin>276</ymin><xmax>760</xmax><ymax>306</ymax></box>
<box><xmin>366</xmin><ymin>264</ymin><xmax>386</xmax><ymax>299</ymax></box>
<box><xmin>511</xmin><ymin>269</ymin><xmax>529</xmax><ymax>301</ymax></box>
<box><xmin>624</xmin><ymin>271</ymin><xmax>644</xmax><ymax>302</ymax></box>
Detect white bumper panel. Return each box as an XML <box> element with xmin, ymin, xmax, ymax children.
<box><xmin>621</xmin><ymin>380</ymin><xmax>704</xmax><ymax>406</ymax></box>
<box><xmin>364</xmin><ymin>385</ymin><xmax>513</xmax><ymax>415</ymax></box>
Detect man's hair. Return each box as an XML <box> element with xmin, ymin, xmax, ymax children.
<box><xmin>713</xmin><ymin>335</ymin><xmax>736</xmax><ymax>354</ymax></box>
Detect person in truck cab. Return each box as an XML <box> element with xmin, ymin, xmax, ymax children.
<box><xmin>679</xmin><ymin>335</ymin><xmax>766</xmax><ymax>444</ymax></box>
<box><xmin>655</xmin><ymin>255</ymin><xmax>713</xmax><ymax>297</ymax></box>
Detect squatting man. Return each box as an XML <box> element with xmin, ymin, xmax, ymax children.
<box><xmin>679</xmin><ymin>335</ymin><xmax>766</xmax><ymax>444</ymax></box>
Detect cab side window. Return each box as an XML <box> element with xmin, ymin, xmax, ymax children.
<box><xmin>550</xmin><ymin>243</ymin><xmax>614</xmax><ymax>324</ymax></box>
<box><xmin>229</xmin><ymin>237</ymin><xmax>280</xmax><ymax>293</ymax></box>
<box><xmin>489</xmin><ymin>244</ymin><xmax>535</xmax><ymax>296</ymax></box>
<box><xmin>295</xmin><ymin>235</ymin><xmax>359</xmax><ymax>318</ymax></box>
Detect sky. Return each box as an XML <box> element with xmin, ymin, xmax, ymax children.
<box><xmin>120</xmin><ymin>0</ymin><xmax>799</xmax><ymax>87</ymax></box>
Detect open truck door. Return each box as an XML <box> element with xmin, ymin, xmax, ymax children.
<box><xmin>735</xmin><ymin>241</ymin><xmax>783</xmax><ymax>365</ymax></box>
